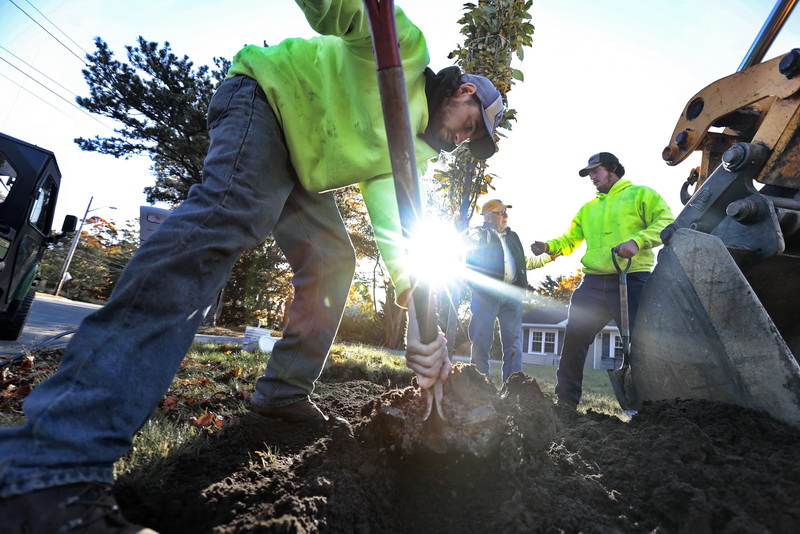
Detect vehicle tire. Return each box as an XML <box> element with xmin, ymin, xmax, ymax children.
<box><xmin>0</xmin><ymin>289</ymin><xmax>35</xmax><ymax>341</ymax></box>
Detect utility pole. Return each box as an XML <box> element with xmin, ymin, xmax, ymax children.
<box><xmin>55</xmin><ymin>197</ymin><xmax>93</xmax><ymax>297</ymax></box>
<box><xmin>54</xmin><ymin>197</ymin><xmax>116</xmax><ymax>297</ymax></box>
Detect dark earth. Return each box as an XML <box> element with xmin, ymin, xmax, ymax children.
<box><xmin>117</xmin><ymin>363</ymin><xmax>800</xmax><ymax>533</ymax></box>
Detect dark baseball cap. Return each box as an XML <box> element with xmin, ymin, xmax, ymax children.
<box><xmin>463</xmin><ymin>74</ymin><xmax>504</xmax><ymax>160</ymax></box>
<box><xmin>578</xmin><ymin>152</ymin><xmax>619</xmax><ymax>177</ymax></box>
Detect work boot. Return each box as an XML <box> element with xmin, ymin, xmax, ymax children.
<box><xmin>0</xmin><ymin>482</ymin><xmax>157</xmax><ymax>533</ymax></box>
<box><xmin>249</xmin><ymin>397</ymin><xmax>347</xmax><ymax>431</ymax></box>
<box><xmin>553</xmin><ymin>398</ymin><xmax>578</xmax><ymax>419</ymax></box>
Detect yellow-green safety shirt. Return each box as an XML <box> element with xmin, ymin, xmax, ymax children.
<box><xmin>226</xmin><ymin>0</ymin><xmax>437</xmax><ymax>298</ymax></box>
<box><xmin>546</xmin><ymin>179</ymin><xmax>674</xmax><ymax>275</ymax></box>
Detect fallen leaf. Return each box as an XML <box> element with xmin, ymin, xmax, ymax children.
<box><xmin>161</xmin><ymin>396</ymin><xmax>179</xmax><ymax>410</ymax></box>
<box><xmin>19</xmin><ymin>355</ymin><xmax>35</xmax><ymax>370</ymax></box>
<box><xmin>191</xmin><ymin>412</ymin><xmax>215</xmax><ymax>427</ymax></box>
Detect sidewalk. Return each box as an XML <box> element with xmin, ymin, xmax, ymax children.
<box><xmin>194</xmin><ymin>334</ymin><xmax>243</xmax><ymax>346</ymax></box>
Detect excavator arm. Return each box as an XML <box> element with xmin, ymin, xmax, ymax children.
<box><xmin>662</xmin><ymin>50</ymin><xmax>800</xmax><ymax>189</ymax></box>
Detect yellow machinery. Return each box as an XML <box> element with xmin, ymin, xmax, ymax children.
<box><xmin>630</xmin><ymin>1</ymin><xmax>800</xmax><ymax>426</ymax></box>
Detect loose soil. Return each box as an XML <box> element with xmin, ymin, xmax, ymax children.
<box><xmin>117</xmin><ymin>363</ymin><xmax>800</xmax><ymax>533</ymax></box>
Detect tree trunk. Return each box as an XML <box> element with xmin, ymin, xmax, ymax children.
<box><xmin>382</xmin><ymin>282</ymin><xmax>406</xmax><ymax>350</ymax></box>
<box><xmin>444</xmin><ymin>286</ymin><xmax>460</xmax><ymax>356</ymax></box>
<box><xmin>203</xmin><ymin>287</ymin><xmax>225</xmax><ymax>327</ymax></box>
<box><xmin>280</xmin><ymin>293</ymin><xmax>293</xmax><ymax>330</ymax></box>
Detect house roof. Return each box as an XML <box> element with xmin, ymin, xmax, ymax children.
<box><xmin>522</xmin><ymin>307</ymin><xmax>568</xmax><ymax>325</ymax></box>
<box><xmin>522</xmin><ymin>306</ymin><xmax>617</xmax><ymax>329</ymax></box>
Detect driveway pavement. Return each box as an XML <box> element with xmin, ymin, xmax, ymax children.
<box><xmin>1</xmin><ymin>293</ymin><xmax>242</xmax><ymax>360</ymax></box>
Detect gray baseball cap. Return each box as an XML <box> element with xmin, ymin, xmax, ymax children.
<box><xmin>463</xmin><ymin>74</ymin><xmax>504</xmax><ymax>160</ymax></box>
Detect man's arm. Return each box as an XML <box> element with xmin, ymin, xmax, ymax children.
<box><xmin>545</xmin><ymin>213</ymin><xmax>586</xmax><ymax>257</ymax></box>
<box><xmin>295</xmin><ymin>0</ymin><xmax>370</xmax><ymax>38</ymax></box>
<box><xmin>359</xmin><ymin>176</ymin><xmax>412</xmax><ymax>300</ymax></box>
<box><xmin>465</xmin><ymin>226</ymin><xmax>489</xmax><ymax>266</ymax></box>
<box><xmin>629</xmin><ymin>188</ymin><xmax>674</xmax><ymax>253</ymax></box>
<box><xmin>530</xmin><ymin>208</ymin><xmax>584</xmax><ymax>257</ymax></box>
<box><xmin>296</xmin><ymin>0</ymin><xmax>421</xmax><ymax>50</ymax></box>
<box><xmin>525</xmin><ymin>253</ymin><xmax>554</xmax><ymax>270</ymax></box>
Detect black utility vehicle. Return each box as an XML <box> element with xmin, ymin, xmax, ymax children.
<box><xmin>0</xmin><ymin>132</ymin><xmax>75</xmax><ymax>340</ymax></box>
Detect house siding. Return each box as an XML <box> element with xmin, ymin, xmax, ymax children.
<box><xmin>521</xmin><ymin>307</ymin><xmax>621</xmax><ymax>370</ymax></box>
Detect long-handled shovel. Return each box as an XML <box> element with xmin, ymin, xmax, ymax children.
<box><xmin>363</xmin><ymin>0</ymin><xmax>444</xmax><ymax>421</ymax></box>
<box><xmin>607</xmin><ymin>249</ymin><xmax>639</xmax><ymax>416</ymax></box>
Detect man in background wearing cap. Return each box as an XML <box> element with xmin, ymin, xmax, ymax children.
<box><xmin>530</xmin><ymin>153</ymin><xmax>673</xmax><ymax>411</ymax></box>
<box><xmin>466</xmin><ymin>200</ymin><xmax>553</xmax><ymax>383</ymax></box>
<box><xmin>0</xmin><ymin>1</ymin><xmax>505</xmax><ymax>531</ymax></box>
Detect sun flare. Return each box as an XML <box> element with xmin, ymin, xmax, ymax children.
<box><xmin>404</xmin><ymin>218</ymin><xmax>468</xmax><ymax>288</ymax></box>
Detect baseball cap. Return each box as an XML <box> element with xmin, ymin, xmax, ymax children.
<box><xmin>481</xmin><ymin>199</ymin><xmax>512</xmax><ymax>215</ymax></box>
<box><xmin>463</xmin><ymin>74</ymin><xmax>504</xmax><ymax>160</ymax></box>
<box><xmin>578</xmin><ymin>152</ymin><xmax>620</xmax><ymax>177</ymax></box>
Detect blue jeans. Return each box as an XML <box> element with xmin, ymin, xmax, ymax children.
<box><xmin>555</xmin><ymin>272</ymin><xmax>649</xmax><ymax>407</ymax></box>
<box><xmin>0</xmin><ymin>76</ymin><xmax>355</xmax><ymax>498</ymax></box>
<box><xmin>468</xmin><ymin>286</ymin><xmax>523</xmax><ymax>383</ymax></box>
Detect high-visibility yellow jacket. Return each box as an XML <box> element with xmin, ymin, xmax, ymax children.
<box><xmin>546</xmin><ymin>179</ymin><xmax>674</xmax><ymax>275</ymax></box>
<box><xmin>227</xmin><ymin>0</ymin><xmax>436</xmax><ymax>298</ymax></box>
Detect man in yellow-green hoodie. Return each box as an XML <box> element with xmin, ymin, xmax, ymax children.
<box><xmin>530</xmin><ymin>152</ymin><xmax>673</xmax><ymax>410</ymax></box>
<box><xmin>0</xmin><ymin>1</ymin><xmax>504</xmax><ymax>532</ymax></box>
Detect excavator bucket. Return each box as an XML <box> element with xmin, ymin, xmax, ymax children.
<box><xmin>627</xmin><ymin>44</ymin><xmax>800</xmax><ymax>428</ymax></box>
<box><xmin>630</xmin><ymin>228</ymin><xmax>800</xmax><ymax>427</ymax></box>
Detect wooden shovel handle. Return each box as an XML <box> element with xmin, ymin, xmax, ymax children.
<box><xmin>364</xmin><ymin>0</ymin><xmax>437</xmax><ymax>343</ymax></box>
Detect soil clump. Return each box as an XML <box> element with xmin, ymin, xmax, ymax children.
<box><xmin>117</xmin><ymin>363</ymin><xmax>800</xmax><ymax>533</ymax></box>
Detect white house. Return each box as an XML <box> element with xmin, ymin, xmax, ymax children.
<box><xmin>521</xmin><ymin>307</ymin><xmax>623</xmax><ymax>371</ymax></box>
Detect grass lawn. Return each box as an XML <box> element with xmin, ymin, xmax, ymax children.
<box><xmin>456</xmin><ymin>356</ymin><xmax>621</xmax><ymax>415</ymax></box>
<box><xmin>1</xmin><ymin>341</ymin><xmax>624</xmax><ymax>485</ymax></box>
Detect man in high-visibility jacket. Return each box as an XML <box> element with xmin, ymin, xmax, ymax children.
<box><xmin>0</xmin><ymin>1</ymin><xmax>505</xmax><ymax>531</ymax></box>
<box><xmin>530</xmin><ymin>152</ymin><xmax>673</xmax><ymax>410</ymax></box>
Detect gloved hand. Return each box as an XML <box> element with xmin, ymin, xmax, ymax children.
<box><xmin>530</xmin><ymin>241</ymin><xmax>549</xmax><ymax>255</ymax></box>
<box><xmin>404</xmin><ymin>297</ymin><xmax>450</xmax><ymax>389</ymax></box>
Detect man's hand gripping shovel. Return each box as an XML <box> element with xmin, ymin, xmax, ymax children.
<box><xmin>364</xmin><ymin>0</ymin><xmax>446</xmax><ymax>422</ymax></box>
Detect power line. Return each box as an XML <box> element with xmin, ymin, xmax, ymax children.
<box><xmin>21</xmin><ymin>0</ymin><xmax>92</xmax><ymax>58</ymax></box>
<box><xmin>0</xmin><ymin>71</ymin><xmax>73</xmax><ymax>120</ymax></box>
<box><xmin>0</xmin><ymin>57</ymin><xmax>115</xmax><ymax>132</ymax></box>
<box><xmin>70</xmin><ymin>250</ymin><xmax>128</xmax><ymax>272</ymax></box>
<box><xmin>7</xmin><ymin>0</ymin><xmax>88</xmax><ymax>65</ymax></box>
<box><xmin>0</xmin><ymin>45</ymin><xmax>79</xmax><ymax>99</ymax></box>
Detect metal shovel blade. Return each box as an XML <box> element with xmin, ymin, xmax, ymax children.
<box><xmin>421</xmin><ymin>381</ymin><xmax>447</xmax><ymax>422</ymax></box>
<box><xmin>608</xmin><ymin>362</ymin><xmax>639</xmax><ymax>416</ymax></box>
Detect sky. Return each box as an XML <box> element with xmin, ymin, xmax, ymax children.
<box><xmin>1</xmin><ymin>0</ymin><xmax>799</xmax><ymax>285</ymax></box>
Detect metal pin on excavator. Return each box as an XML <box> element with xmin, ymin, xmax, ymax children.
<box><xmin>626</xmin><ymin>0</ymin><xmax>800</xmax><ymax>427</ymax></box>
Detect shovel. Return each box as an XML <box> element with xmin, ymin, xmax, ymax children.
<box><xmin>364</xmin><ymin>0</ymin><xmax>444</xmax><ymax>422</ymax></box>
<box><xmin>607</xmin><ymin>249</ymin><xmax>639</xmax><ymax>416</ymax></box>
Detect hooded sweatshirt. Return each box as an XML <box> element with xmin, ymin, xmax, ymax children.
<box><xmin>546</xmin><ymin>179</ymin><xmax>674</xmax><ymax>274</ymax></box>
<box><xmin>226</xmin><ymin>0</ymin><xmax>437</xmax><ymax>299</ymax></box>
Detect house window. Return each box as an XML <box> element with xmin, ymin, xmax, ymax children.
<box><xmin>613</xmin><ymin>335</ymin><xmax>624</xmax><ymax>359</ymax></box>
<box><xmin>530</xmin><ymin>330</ymin><xmax>557</xmax><ymax>354</ymax></box>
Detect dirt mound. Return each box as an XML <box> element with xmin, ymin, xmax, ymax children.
<box><xmin>117</xmin><ymin>363</ymin><xmax>800</xmax><ymax>533</ymax></box>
